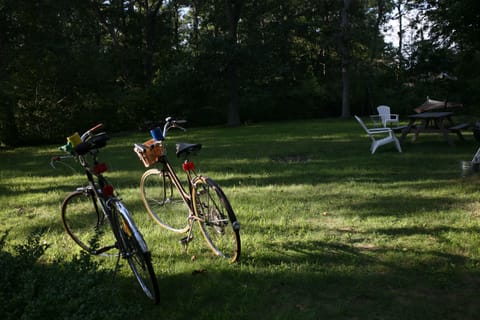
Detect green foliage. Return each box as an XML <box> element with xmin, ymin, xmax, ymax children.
<box><xmin>1</xmin><ymin>1</ymin><xmax>480</xmax><ymax>145</ymax></box>
<box><xmin>0</xmin><ymin>229</ymin><xmax>141</xmax><ymax>320</ymax></box>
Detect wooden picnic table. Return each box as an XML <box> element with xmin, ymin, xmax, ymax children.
<box><xmin>399</xmin><ymin>111</ymin><xmax>469</xmax><ymax>146</ymax></box>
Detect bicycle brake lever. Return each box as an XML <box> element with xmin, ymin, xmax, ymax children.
<box><xmin>49</xmin><ymin>155</ymin><xmax>76</xmax><ymax>172</ymax></box>
<box><xmin>176</xmin><ymin>125</ymin><xmax>187</xmax><ymax>132</ymax></box>
<box><xmin>173</xmin><ymin>120</ymin><xmax>187</xmax><ymax>131</ymax></box>
<box><xmin>50</xmin><ymin>157</ymin><xmax>59</xmax><ymax>169</ymax></box>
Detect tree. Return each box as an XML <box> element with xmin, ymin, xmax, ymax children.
<box><xmin>224</xmin><ymin>0</ymin><xmax>242</xmax><ymax>126</ymax></box>
<box><xmin>0</xmin><ymin>0</ymin><xmax>19</xmax><ymax>146</ymax></box>
<box><xmin>340</xmin><ymin>0</ymin><xmax>352</xmax><ymax>118</ymax></box>
<box><xmin>365</xmin><ymin>0</ymin><xmax>388</xmax><ymax>113</ymax></box>
<box><xmin>416</xmin><ymin>0</ymin><xmax>480</xmax><ymax>110</ymax></box>
<box><xmin>421</xmin><ymin>0</ymin><xmax>480</xmax><ymax>50</ymax></box>
<box><xmin>6</xmin><ymin>0</ymin><xmax>479</xmax><ymax>145</ymax></box>
<box><xmin>87</xmin><ymin>0</ymin><xmax>165</xmax><ymax>86</ymax></box>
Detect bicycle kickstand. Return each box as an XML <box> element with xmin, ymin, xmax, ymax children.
<box><xmin>179</xmin><ymin>217</ymin><xmax>195</xmax><ymax>252</ymax></box>
<box><xmin>112</xmin><ymin>249</ymin><xmax>122</xmax><ymax>281</ymax></box>
<box><xmin>179</xmin><ymin>230</ymin><xmax>194</xmax><ymax>252</ymax></box>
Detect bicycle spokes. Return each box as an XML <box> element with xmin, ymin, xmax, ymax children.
<box><xmin>193</xmin><ymin>177</ymin><xmax>241</xmax><ymax>262</ymax></box>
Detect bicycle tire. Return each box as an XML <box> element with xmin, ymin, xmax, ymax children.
<box><xmin>61</xmin><ymin>189</ymin><xmax>116</xmax><ymax>255</ymax></box>
<box><xmin>112</xmin><ymin>200</ymin><xmax>160</xmax><ymax>304</ymax></box>
<box><xmin>192</xmin><ymin>177</ymin><xmax>241</xmax><ymax>263</ymax></box>
<box><xmin>140</xmin><ymin>168</ymin><xmax>190</xmax><ymax>233</ymax></box>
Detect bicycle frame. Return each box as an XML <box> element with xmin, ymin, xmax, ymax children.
<box><xmin>158</xmin><ymin>155</ymin><xmax>198</xmax><ymax>219</ymax></box>
<box><xmin>167</xmin><ymin>157</ymin><xmax>191</xmax><ymax>193</ymax></box>
<box><xmin>75</xmin><ymin>153</ymin><xmax>124</xmax><ymax>255</ymax></box>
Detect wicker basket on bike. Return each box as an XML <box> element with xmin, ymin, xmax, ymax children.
<box><xmin>134</xmin><ymin>139</ymin><xmax>164</xmax><ymax>167</ymax></box>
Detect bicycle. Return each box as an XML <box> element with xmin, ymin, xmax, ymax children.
<box><xmin>51</xmin><ymin>124</ymin><xmax>160</xmax><ymax>304</ymax></box>
<box><xmin>133</xmin><ymin>117</ymin><xmax>241</xmax><ymax>263</ymax></box>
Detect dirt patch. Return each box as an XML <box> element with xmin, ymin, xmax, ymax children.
<box><xmin>272</xmin><ymin>154</ymin><xmax>310</xmax><ymax>163</ymax></box>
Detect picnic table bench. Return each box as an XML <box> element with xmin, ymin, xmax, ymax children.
<box><xmin>448</xmin><ymin>122</ymin><xmax>471</xmax><ymax>141</ymax></box>
<box><xmin>448</xmin><ymin>122</ymin><xmax>470</xmax><ymax>132</ymax></box>
<box><xmin>392</xmin><ymin>125</ymin><xmax>410</xmax><ymax>134</ymax></box>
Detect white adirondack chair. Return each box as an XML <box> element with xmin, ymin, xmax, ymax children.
<box><xmin>377</xmin><ymin>105</ymin><xmax>400</xmax><ymax>127</ymax></box>
<box><xmin>354</xmin><ymin>115</ymin><xmax>402</xmax><ymax>154</ymax></box>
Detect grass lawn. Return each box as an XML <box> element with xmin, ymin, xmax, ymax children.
<box><xmin>1</xmin><ymin>117</ymin><xmax>480</xmax><ymax>319</ymax></box>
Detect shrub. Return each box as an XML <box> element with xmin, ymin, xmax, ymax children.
<box><xmin>0</xmin><ymin>230</ymin><xmax>141</xmax><ymax>320</ymax></box>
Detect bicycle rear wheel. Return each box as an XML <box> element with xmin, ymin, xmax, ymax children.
<box><xmin>140</xmin><ymin>168</ymin><xmax>190</xmax><ymax>233</ymax></box>
<box><xmin>61</xmin><ymin>188</ymin><xmax>116</xmax><ymax>254</ymax></box>
<box><xmin>192</xmin><ymin>177</ymin><xmax>241</xmax><ymax>263</ymax></box>
<box><xmin>112</xmin><ymin>200</ymin><xmax>160</xmax><ymax>304</ymax></box>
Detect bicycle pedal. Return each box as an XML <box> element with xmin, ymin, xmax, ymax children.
<box><xmin>179</xmin><ymin>235</ymin><xmax>193</xmax><ymax>245</ymax></box>
<box><xmin>94</xmin><ymin>244</ymin><xmax>117</xmax><ymax>255</ymax></box>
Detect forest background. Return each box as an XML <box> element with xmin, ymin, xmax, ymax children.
<box><xmin>1</xmin><ymin>0</ymin><xmax>479</xmax><ymax>146</ymax></box>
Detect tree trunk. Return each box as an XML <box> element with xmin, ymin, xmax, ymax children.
<box><xmin>340</xmin><ymin>0</ymin><xmax>352</xmax><ymax>118</ymax></box>
<box><xmin>144</xmin><ymin>1</ymin><xmax>163</xmax><ymax>86</ymax></box>
<box><xmin>396</xmin><ymin>0</ymin><xmax>404</xmax><ymax>68</ymax></box>
<box><xmin>224</xmin><ymin>0</ymin><xmax>242</xmax><ymax>126</ymax></box>
<box><xmin>192</xmin><ymin>0</ymin><xmax>200</xmax><ymax>52</ymax></box>
<box><xmin>0</xmin><ymin>96</ymin><xmax>19</xmax><ymax>146</ymax></box>
<box><xmin>365</xmin><ymin>0</ymin><xmax>386</xmax><ymax>114</ymax></box>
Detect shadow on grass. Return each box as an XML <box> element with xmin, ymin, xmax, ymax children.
<box><xmin>2</xmin><ymin>226</ymin><xmax>480</xmax><ymax>320</ymax></box>
<box><xmin>227</xmin><ymin>237</ymin><xmax>480</xmax><ymax>319</ymax></box>
<box><xmin>0</xmin><ymin>229</ymin><xmax>149</xmax><ymax>320</ymax></box>
<box><xmin>342</xmin><ymin>193</ymin><xmax>468</xmax><ymax>217</ymax></box>
<box><xmin>142</xmin><ymin>240</ymin><xmax>480</xmax><ymax>320</ymax></box>
<box><xmin>0</xmin><ymin>227</ymin><xmax>191</xmax><ymax>319</ymax></box>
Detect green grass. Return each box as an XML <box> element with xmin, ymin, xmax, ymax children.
<box><xmin>2</xmin><ymin>118</ymin><xmax>480</xmax><ymax>319</ymax></box>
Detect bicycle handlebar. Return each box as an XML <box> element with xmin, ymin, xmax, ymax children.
<box><xmin>49</xmin><ymin>154</ymin><xmax>74</xmax><ymax>169</ymax></box>
<box><xmin>58</xmin><ymin>123</ymin><xmax>106</xmax><ymax>155</ymax></box>
<box><xmin>161</xmin><ymin>117</ymin><xmax>187</xmax><ymax>140</ymax></box>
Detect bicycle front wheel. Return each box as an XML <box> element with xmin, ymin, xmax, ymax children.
<box><xmin>140</xmin><ymin>168</ymin><xmax>190</xmax><ymax>233</ymax></box>
<box><xmin>192</xmin><ymin>177</ymin><xmax>241</xmax><ymax>263</ymax></box>
<box><xmin>112</xmin><ymin>200</ymin><xmax>160</xmax><ymax>304</ymax></box>
<box><xmin>61</xmin><ymin>188</ymin><xmax>116</xmax><ymax>255</ymax></box>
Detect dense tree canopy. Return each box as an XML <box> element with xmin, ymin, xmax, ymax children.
<box><xmin>1</xmin><ymin>0</ymin><xmax>479</xmax><ymax>146</ymax></box>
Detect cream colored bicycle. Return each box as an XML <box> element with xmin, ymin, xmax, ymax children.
<box><xmin>133</xmin><ymin>117</ymin><xmax>241</xmax><ymax>263</ymax></box>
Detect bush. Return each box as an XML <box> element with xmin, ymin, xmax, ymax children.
<box><xmin>0</xmin><ymin>229</ymin><xmax>141</xmax><ymax>320</ymax></box>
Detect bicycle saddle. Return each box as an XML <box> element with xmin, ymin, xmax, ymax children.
<box><xmin>175</xmin><ymin>143</ymin><xmax>202</xmax><ymax>158</ymax></box>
